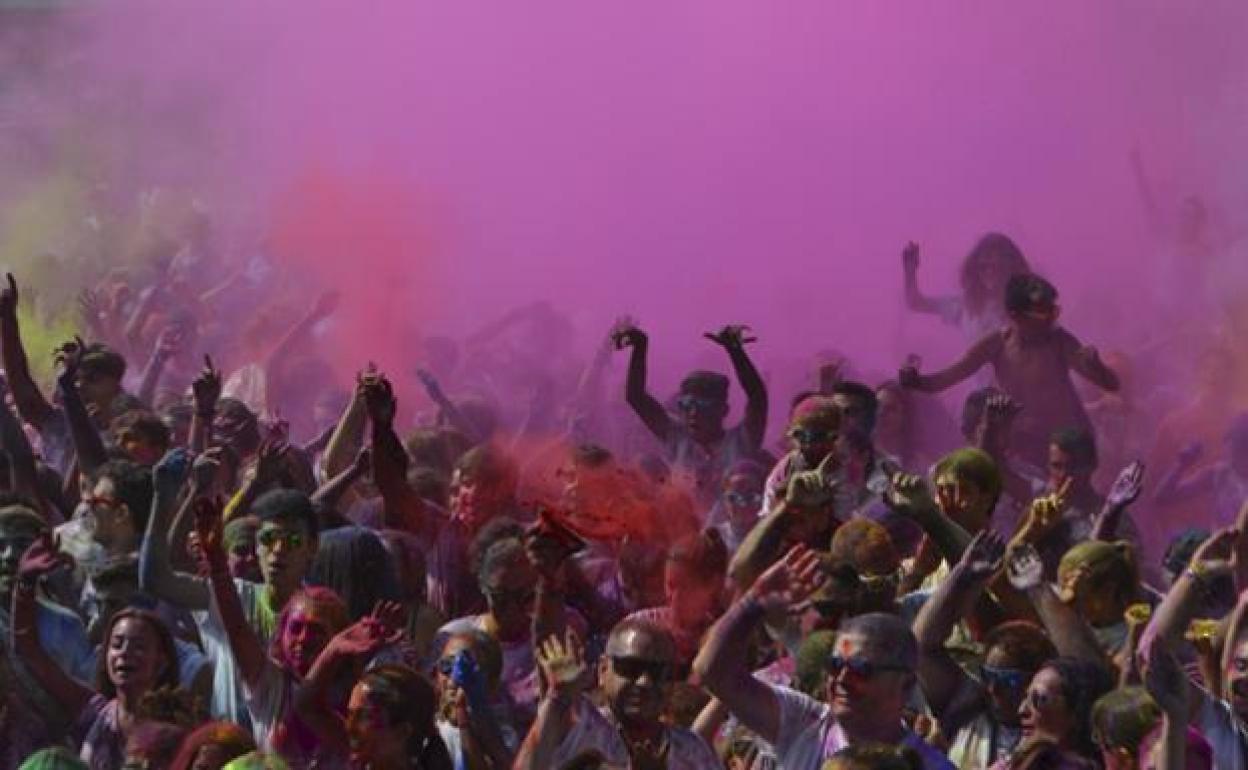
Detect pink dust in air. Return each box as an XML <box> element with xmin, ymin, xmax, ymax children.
<box><xmin>1</xmin><ymin>0</ymin><xmax>1246</xmax><ymax>411</ymax></box>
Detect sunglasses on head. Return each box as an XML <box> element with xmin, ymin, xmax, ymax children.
<box><xmin>825</xmin><ymin>654</ymin><xmax>909</xmax><ymax>679</ymax></box>
<box><xmin>981</xmin><ymin>664</ymin><xmax>1031</xmax><ymax>691</ymax></box>
<box><xmin>610</xmin><ymin>655</ymin><xmax>673</xmax><ymax>683</ymax></box>
<box><xmin>257</xmin><ymin>529</ymin><xmax>307</xmax><ymax>550</ymax></box>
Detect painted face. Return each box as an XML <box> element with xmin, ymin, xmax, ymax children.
<box><xmin>1013</xmin><ymin>302</ymin><xmax>1060</xmax><ymax>336</ymax></box>
<box><xmin>1018</xmin><ymin>667</ymin><xmax>1074</xmax><ymax>745</ymax></box>
<box><xmin>481</xmin><ymin>559</ymin><xmax>537</xmax><ymax>643</ymax></box>
<box><xmin>0</xmin><ymin>522</ymin><xmax>39</xmax><ymax>597</ymax></box>
<box><xmin>255</xmin><ymin>519</ymin><xmax>315</xmax><ymax>592</ymax></box>
<box><xmin>824</xmin><ymin>633</ymin><xmax>912</xmax><ymax>731</ymax></box>
<box><xmin>601</xmin><ymin>627</ymin><xmax>674</xmax><ymax>726</ymax></box>
<box><xmin>934</xmin><ymin>472</ymin><xmax>992</xmax><ymax>532</ymax></box>
<box><xmin>106</xmin><ymin>617</ymin><xmax>165</xmax><ymax>693</ymax></box>
<box><xmin>280</xmin><ymin>602</ymin><xmax>335</xmax><ymax>677</ymax></box>
<box><xmin>346</xmin><ymin>682</ymin><xmax>409</xmax><ymax>768</ymax></box>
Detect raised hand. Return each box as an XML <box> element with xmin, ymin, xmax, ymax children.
<box><xmin>1006</xmin><ymin>544</ymin><xmax>1044</xmax><ymax>592</ymax></box>
<box><xmin>17</xmin><ymin>533</ymin><xmax>72</xmax><ymax>584</ymax></box>
<box><xmin>191</xmin><ymin>355</ymin><xmax>222</xmax><ymax>414</ymax></box>
<box><xmin>253</xmin><ymin>436</ymin><xmax>289</xmax><ymax>486</ymax></box>
<box><xmin>78</xmin><ymin>288</ymin><xmax>104</xmax><ymax>329</ymax></box>
<box><xmin>785</xmin><ymin>453</ymin><xmax>839</xmax><ymax>509</ymax></box>
<box><xmin>191</xmin><ymin>446</ymin><xmax>225</xmax><ymax>492</ymax></box>
<box><xmin>704</xmin><ymin>325</ymin><xmax>757</xmax><ymax>349</ymax></box>
<box><xmin>153</xmin><ymin>447</ymin><xmax>192</xmax><ymax>491</ymax></box>
<box><xmin>1106</xmin><ymin>461</ymin><xmax>1145</xmax><ymax>510</ymax></box>
<box><xmin>955</xmin><ymin>529</ymin><xmax>1006</xmax><ymax>584</ymax></box>
<box><xmin>0</xmin><ymin>274</ymin><xmax>19</xmax><ymax>320</ymax></box>
<box><xmin>537</xmin><ymin>630</ymin><xmax>587</xmax><ymax>700</ymax></box>
<box><xmin>192</xmin><ymin>497</ymin><xmax>228</xmax><ymax>575</ymax></box>
<box><xmin>362</xmin><ymin>375</ymin><xmax>398</xmax><ymax>427</ymax></box>
<box><xmin>1020</xmin><ymin>478</ymin><xmax>1073</xmax><ymax>541</ymax></box>
<box><xmin>884</xmin><ymin>471</ymin><xmax>937</xmax><ymax>519</ymax></box>
<box><xmin>902</xmin><ymin>241</ymin><xmax>920</xmax><ymax>275</ymax></box>
<box><xmin>610</xmin><ymin>321</ymin><xmax>647</xmax><ymax>351</ymax></box>
<box><xmin>745</xmin><ymin>544</ymin><xmax>825</xmax><ymax>614</ymax></box>
<box><xmin>366</xmin><ymin>600</ymin><xmax>406</xmax><ymax>645</ymax></box>
<box><xmin>331</xmin><ymin>616</ymin><xmax>393</xmax><ymax>659</ymax></box>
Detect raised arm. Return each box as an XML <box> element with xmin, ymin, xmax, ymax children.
<box><xmin>913</xmin><ymin>531</ymin><xmax>1006</xmax><ymax>720</ymax></box>
<box><xmin>0</xmin><ymin>375</ymin><xmax>47</xmax><ymax>513</ymax></box>
<box><xmin>139</xmin><ymin>450</ymin><xmax>210</xmax><ymax>610</ymax></box>
<box><xmin>1129</xmin><ymin>146</ymin><xmax>1165</xmax><ymax>236</ymax></box>
<box><xmin>899</xmin><ymin>333</ymin><xmax>997</xmax><ymax>394</ymax></box>
<box><xmin>729</xmin><ymin>455</ymin><xmax>837</xmax><ymax>590</ymax></box>
<box><xmin>54</xmin><ymin>338</ymin><xmax>108</xmax><ymax>477</ymax></box>
<box><xmin>11</xmin><ymin>534</ymin><xmax>94</xmax><ymax>718</ymax></box>
<box><xmin>611</xmin><ymin>323</ymin><xmax>673</xmax><ymax>443</ymax></box>
<box><xmin>901</xmin><ymin>241</ymin><xmax>952</xmax><ymax>316</ymax></box>
<box><xmin>976</xmin><ymin>394</ymin><xmax>1034</xmax><ymax>505</ymax></box>
<box><xmin>137</xmin><ymin>324</ymin><xmax>183</xmax><ymax>407</ymax></box>
<box><xmin>364</xmin><ymin>375</ymin><xmax>430</xmax><ymax>534</ymax></box>
<box><xmin>195</xmin><ymin>497</ymin><xmax>267</xmax><ymax>692</ymax></box>
<box><xmin>1145</xmin><ymin>529</ymin><xmax>1235</xmax><ymax>651</ymax></box>
<box><xmin>1007</xmin><ymin>544</ymin><xmax>1108</xmax><ymax>667</ymax></box>
<box><xmin>311</xmin><ymin>447</ymin><xmax>370</xmax><ymax>518</ymax></box>
<box><xmin>1092</xmin><ymin>461</ymin><xmax>1145</xmax><ymax>541</ymax></box>
<box><xmin>883</xmin><ymin>472</ymin><xmax>973</xmax><ymax>565</ymax></box>
<box><xmin>0</xmin><ymin>274</ymin><xmax>55</xmax><ymax>429</ymax></box>
<box><xmin>1141</xmin><ymin>635</ymin><xmax>1191</xmax><ymax>770</ymax></box>
<box><xmin>189</xmin><ymin>356</ymin><xmax>221</xmax><ymax>456</ymax></box>
<box><xmin>515</xmin><ymin>632</ymin><xmax>588</xmax><ymax>770</ymax></box>
<box><xmin>706</xmin><ymin>325</ymin><xmax>768</xmax><ymax>450</ymax></box>
<box><xmin>695</xmin><ymin>545</ymin><xmax>823</xmax><ymax>745</ymax></box>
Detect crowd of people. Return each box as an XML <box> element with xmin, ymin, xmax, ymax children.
<box><xmin>0</xmin><ymin>218</ymin><xmax>1245</xmax><ymax>770</ymax></box>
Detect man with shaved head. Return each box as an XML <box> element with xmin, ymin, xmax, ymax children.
<box><xmin>516</xmin><ymin>618</ymin><xmax>720</xmax><ymax>770</ymax></box>
<box><xmin>696</xmin><ymin>546</ymin><xmax>955</xmax><ymax>770</ymax></box>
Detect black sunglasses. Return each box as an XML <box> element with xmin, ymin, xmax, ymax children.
<box><xmin>825</xmin><ymin>654</ymin><xmax>909</xmax><ymax>679</ymax></box>
<box><xmin>610</xmin><ymin>656</ymin><xmax>673</xmax><ymax>683</ymax></box>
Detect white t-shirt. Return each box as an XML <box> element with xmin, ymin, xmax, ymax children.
<box><xmin>550</xmin><ymin>696</ymin><xmax>720</xmax><ymax>770</ymax></box>
<box><xmin>194</xmin><ymin>578</ymin><xmax>276</xmax><ymax>724</ymax></box>
<box><xmin>770</xmin><ymin>683</ymin><xmax>955</xmax><ymax>770</ymax></box>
